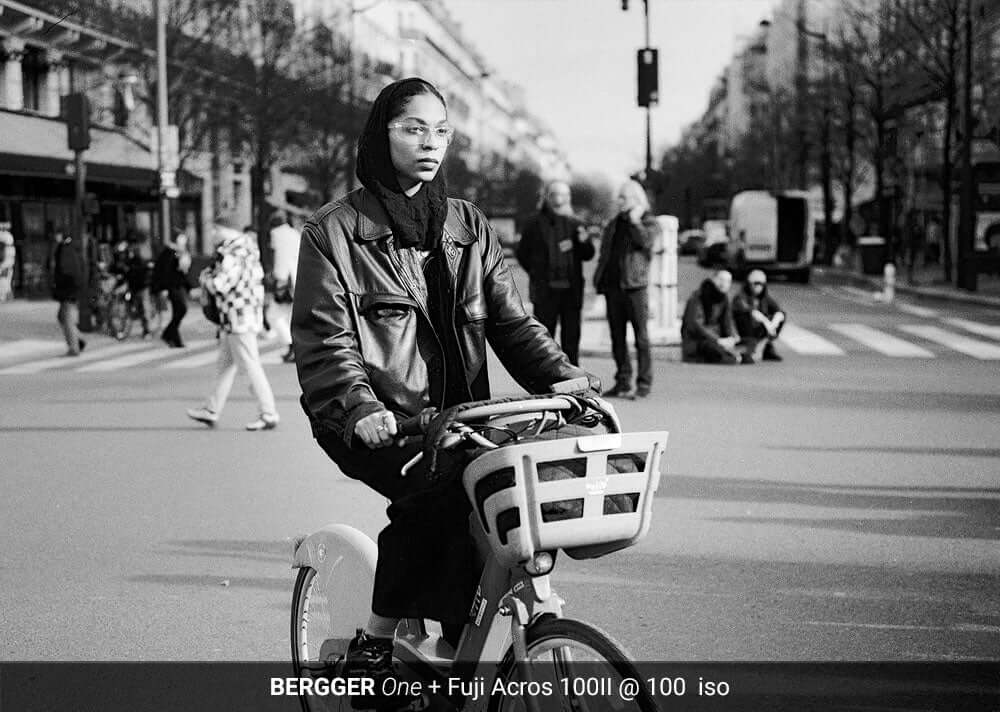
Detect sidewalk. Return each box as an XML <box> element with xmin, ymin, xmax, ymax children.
<box><xmin>814</xmin><ymin>261</ymin><xmax>1000</xmax><ymax>310</ymax></box>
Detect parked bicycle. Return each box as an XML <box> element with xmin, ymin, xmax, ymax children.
<box><xmin>92</xmin><ymin>269</ymin><xmax>164</xmax><ymax>341</ymax></box>
<box><xmin>290</xmin><ymin>380</ymin><xmax>667</xmax><ymax>712</ymax></box>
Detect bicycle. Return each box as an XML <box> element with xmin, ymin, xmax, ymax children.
<box><xmin>290</xmin><ymin>379</ymin><xmax>667</xmax><ymax>712</ymax></box>
<box><xmin>95</xmin><ymin>276</ymin><xmax>164</xmax><ymax>341</ymax></box>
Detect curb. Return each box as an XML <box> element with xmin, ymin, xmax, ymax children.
<box><xmin>813</xmin><ymin>267</ymin><xmax>1000</xmax><ymax>309</ymax></box>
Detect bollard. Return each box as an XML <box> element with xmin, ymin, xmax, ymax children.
<box><xmin>882</xmin><ymin>262</ymin><xmax>896</xmax><ymax>303</ymax></box>
<box><xmin>649</xmin><ymin>215</ymin><xmax>681</xmax><ymax>344</ymax></box>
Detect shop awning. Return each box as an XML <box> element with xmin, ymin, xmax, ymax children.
<box><xmin>0</xmin><ymin>109</ymin><xmax>160</xmax><ymax>186</ymax></box>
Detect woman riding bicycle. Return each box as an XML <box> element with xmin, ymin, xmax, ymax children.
<box><xmin>291</xmin><ymin>78</ymin><xmax>599</xmax><ymax>683</ymax></box>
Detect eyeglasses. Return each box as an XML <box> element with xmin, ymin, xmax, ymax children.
<box><xmin>388</xmin><ymin>121</ymin><xmax>455</xmax><ymax>145</ymax></box>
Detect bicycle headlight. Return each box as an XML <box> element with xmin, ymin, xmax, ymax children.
<box><xmin>524</xmin><ymin>551</ymin><xmax>554</xmax><ymax>576</ymax></box>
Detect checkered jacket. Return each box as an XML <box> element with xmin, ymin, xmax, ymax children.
<box><xmin>202</xmin><ymin>232</ymin><xmax>265</xmax><ymax>334</ymax></box>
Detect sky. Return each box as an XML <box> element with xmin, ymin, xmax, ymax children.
<box><xmin>442</xmin><ymin>0</ymin><xmax>774</xmax><ymax>184</ymax></box>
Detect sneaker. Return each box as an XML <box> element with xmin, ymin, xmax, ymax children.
<box><xmin>602</xmin><ymin>386</ymin><xmax>634</xmax><ymax>400</ymax></box>
<box><xmin>187</xmin><ymin>407</ymin><xmax>219</xmax><ymax>427</ymax></box>
<box><xmin>343</xmin><ymin>630</ymin><xmax>427</xmax><ymax>711</ymax></box>
<box><xmin>245</xmin><ymin>414</ymin><xmax>279</xmax><ymax>431</ymax></box>
<box><xmin>762</xmin><ymin>344</ymin><xmax>783</xmax><ymax>362</ymax></box>
<box><xmin>634</xmin><ymin>386</ymin><xmax>650</xmax><ymax>398</ymax></box>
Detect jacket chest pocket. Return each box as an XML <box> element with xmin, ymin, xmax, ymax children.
<box><xmin>355</xmin><ymin>292</ymin><xmax>419</xmax><ymax>362</ymax></box>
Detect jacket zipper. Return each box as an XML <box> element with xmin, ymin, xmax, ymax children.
<box><xmin>386</xmin><ymin>239</ymin><xmax>449</xmax><ymax>409</ymax></box>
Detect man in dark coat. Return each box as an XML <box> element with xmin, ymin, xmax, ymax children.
<box><xmin>681</xmin><ymin>269</ymin><xmax>740</xmax><ymax>364</ymax></box>
<box><xmin>515</xmin><ymin>180</ymin><xmax>594</xmax><ymax>365</ymax></box>
<box><xmin>732</xmin><ymin>269</ymin><xmax>786</xmax><ymax>363</ymax></box>
<box><xmin>50</xmin><ymin>230</ymin><xmax>86</xmax><ymax>356</ymax></box>
<box><xmin>153</xmin><ymin>233</ymin><xmax>194</xmax><ymax>348</ymax></box>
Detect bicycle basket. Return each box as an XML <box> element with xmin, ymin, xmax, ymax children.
<box><xmin>462</xmin><ymin>430</ymin><xmax>667</xmax><ymax>568</ymax></box>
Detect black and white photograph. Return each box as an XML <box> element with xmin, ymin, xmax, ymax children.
<box><xmin>0</xmin><ymin>0</ymin><xmax>998</xmax><ymax>710</ymax></box>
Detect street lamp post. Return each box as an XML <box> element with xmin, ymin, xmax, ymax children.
<box><xmin>622</xmin><ymin>0</ymin><xmax>656</xmax><ymax>182</ymax></box>
<box><xmin>155</xmin><ymin>0</ymin><xmax>172</xmax><ymax>245</ymax></box>
<box><xmin>957</xmin><ymin>0</ymin><xmax>977</xmax><ymax>291</ymax></box>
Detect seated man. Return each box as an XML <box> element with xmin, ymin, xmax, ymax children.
<box><xmin>681</xmin><ymin>269</ymin><xmax>740</xmax><ymax>365</ymax></box>
<box><xmin>732</xmin><ymin>269</ymin><xmax>786</xmax><ymax>363</ymax></box>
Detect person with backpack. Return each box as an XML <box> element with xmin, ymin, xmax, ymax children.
<box><xmin>186</xmin><ymin>217</ymin><xmax>279</xmax><ymax>431</ymax></box>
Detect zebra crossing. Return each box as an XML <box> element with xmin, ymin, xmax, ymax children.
<box><xmin>1</xmin><ymin>315</ymin><xmax>999</xmax><ymax>373</ymax></box>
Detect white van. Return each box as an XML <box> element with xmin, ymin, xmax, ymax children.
<box><xmin>728</xmin><ymin>190</ymin><xmax>814</xmax><ymax>283</ymax></box>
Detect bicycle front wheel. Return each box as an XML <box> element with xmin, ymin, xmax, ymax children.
<box><xmin>108</xmin><ymin>296</ymin><xmax>132</xmax><ymax>340</ymax></box>
<box><xmin>491</xmin><ymin>617</ymin><xmax>659</xmax><ymax>712</ymax></box>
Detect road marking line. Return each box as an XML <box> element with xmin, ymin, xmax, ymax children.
<box><xmin>800</xmin><ymin>621</ymin><xmax>946</xmax><ymax>631</ymax></box>
<box><xmin>76</xmin><ymin>338</ymin><xmax>214</xmax><ymax>372</ymax></box>
<box><xmin>0</xmin><ymin>339</ymin><xmax>64</xmax><ymax>361</ymax></box>
<box><xmin>943</xmin><ymin>317</ymin><xmax>1000</xmax><ymax>341</ymax></box>
<box><xmin>779</xmin><ymin>324</ymin><xmax>846</xmax><ymax>355</ymax></box>
<box><xmin>0</xmin><ymin>341</ymin><xmax>150</xmax><ymax>374</ymax></box>
<box><xmin>159</xmin><ymin>340</ymin><xmax>283</xmax><ymax>369</ymax></box>
<box><xmin>842</xmin><ymin>285</ymin><xmax>876</xmax><ymax>300</ymax></box>
<box><xmin>898</xmin><ymin>324</ymin><xmax>1000</xmax><ymax>360</ymax></box>
<box><xmin>897</xmin><ymin>303</ymin><xmax>939</xmax><ymax>318</ymax></box>
<box><xmin>828</xmin><ymin>323</ymin><xmax>934</xmax><ymax>357</ymax></box>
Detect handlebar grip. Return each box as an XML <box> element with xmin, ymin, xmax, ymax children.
<box><xmin>395</xmin><ymin>414</ymin><xmax>425</xmax><ymax>437</ymax></box>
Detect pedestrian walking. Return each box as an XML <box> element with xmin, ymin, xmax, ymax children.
<box><xmin>152</xmin><ymin>233</ymin><xmax>193</xmax><ymax>348</ymax></box>
<box><xmin>0</xmin><ymin>221</ymin><xmax>15</xmax><ymax>301</ymax></box>
<box><xmin>50</xmin><ymin>229</ymin><xmax>86</xmax><ymax>356</ymax></box>
<box><xmin>680</xmin><ymin>269</ymin><xmax>741</xmax><ymax>365</ymax></box>
<box><xmin>592</xmin><ymin>178</ymin><xmax>660</xmax><ymax>398</ymax></box>
<box><xmin>732</xmin><ymin>269</ymin><xmax>785</xmax><ymax>363</ymax></box>
<box><xmin>291</xmin><ymin>77</ymin><xmax>596</xmax><ymax>691</ymax></box>
<box><xmin>187</xmin><ymin>216</ymin><xmax>279</xmax><ymax>431</ymax></box>
<box><xmin>268</xmin><ymin>210</ymin><xmax>300</xmax><ymax>363</ymax></box>
<box><xmin>515</xmin><ymin>180</ymin><xmax>594</xmax><ymax>365</ymax></box>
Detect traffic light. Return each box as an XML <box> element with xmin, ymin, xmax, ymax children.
<box><xmin>66</xmin><ymin>92</ymin><xmax>91</xmax><ymax>151</ymax></box>
<box><xmin>637</xmin><ymin>48</ymin><xmax>659</xmax><ymax>107</ymax></box>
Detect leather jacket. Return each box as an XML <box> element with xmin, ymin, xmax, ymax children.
<box><xmin>593</xmin><ymin>211</ymin><xmax>660</xmax><ymax>293</ymax></box>
<box><xmin>292</xmin><ymin>188</ymin><xmax>589</xmax><ymax>444</ymax></box>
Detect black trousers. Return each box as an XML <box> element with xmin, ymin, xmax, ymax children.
<box><xmin>683</xmin><ymin>338</ymin><xmax>739</xmax><ymax>365</ymax></box>
<box><xmin>604</xmin><ymin>287</ymin><xmax>651</xmax><ymax>389</ymax></box>
<box><xmin>162</xmin><ymin>287</ymin><xmax>187</xmax><ymax>343</ymax></box>
<box><xmin>533</xmin><ymin>288</ymin><xmax>583</xmax><ymax>365</ymax></box>
<box><xmin>316</xmin><ymin>432</ymin><xmax>481</xmax><ymax>626</ymax></box>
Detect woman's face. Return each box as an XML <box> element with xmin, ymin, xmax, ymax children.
<box><xmin>388</xmin><ymin>92</ymin><xmax>450</xmax><ymax>194</ymax></box>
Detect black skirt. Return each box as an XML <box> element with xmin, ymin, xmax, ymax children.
<box><xmin>316</xmin><ymin>432</ymin><xmax>482</xmax><ymax>625</ymax></box>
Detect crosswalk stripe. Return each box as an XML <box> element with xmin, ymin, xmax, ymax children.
<box><xmin>159</xmin><ymin>340</ymin><xmax>284</xmax><ymax>369</ymax></box>
<box><xmin>0</xmin><ymin>340</ymin><xmax>150</xmax><ymax>374</ymax></box>
<box><xmin>0</xmin><ymin>339</ymin><xmax>63</xmax><ymax>362</ymax></box>
<box><xmin>828</xmin><ymin>324</ymin><xmax>934</xmax><ymax>358</ymax></box>
<box><xmin>76</xmin><ymin>338</ymin><xmax>214</xmax><ymax>372</ymax></box>
<box><xmin>943</xmin><ymin>317</ymin><xmax>1000</xmax><ymax>341</ymax></box>
<box><xmin>779</xmin><ymin>324</ymin><xmax>846</xmax><ymax>355</ymax></box>
<box><xmin>898</xmin><ymin>325</ymin><xmax>1000</xmax><ymax>360</ymax></box>
<box><xmin>897</xmin><ymin>303</ymin><xmax>939</xmax><ymax>318</ymax></box>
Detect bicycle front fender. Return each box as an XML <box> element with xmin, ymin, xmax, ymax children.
<box><xmin>291</xmin><ymin>523</ymin><xmax>378</xmax><ymax>572</ymax></box>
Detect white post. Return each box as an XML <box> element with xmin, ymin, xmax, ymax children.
<box><xmin>649</xmin><ymin>215</ymin><xmax>681</xmax><ymax>345</ymax></box>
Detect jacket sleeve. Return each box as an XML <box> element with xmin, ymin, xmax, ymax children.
<box><xmin>291</xmin><ymin>220</ymin><xmax>385</xmax><ymax>443</ymax></box>
<box><xmin>477</xmin><ymin>214</ymin><xmax>588</xmax><ymax>393</ymax></box>
<box><xmin>514</xmin><ymin>219</ymin><xmax>536</xmax><ymax>270</ymax></box>
<box><xmin>681</xmin><ymin>293</ymin><xmax>716</xmax><ymax>343</ymax></box>
<box><xmin>628</xmin><ymin>213</ymin><xmax>659</xmax><ymax>253</ymax></box>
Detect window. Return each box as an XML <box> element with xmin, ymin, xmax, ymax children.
<box><xmin>20</xmin><ymin>50</ymin><xmax>44</xmax><ymax>112</ymax></box>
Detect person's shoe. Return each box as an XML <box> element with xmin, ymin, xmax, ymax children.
<box><xmin>142</xmin><ymin>330</ymin><xmax>152</xmax><ymax>340</ymax></box>
<box><xmin>245</xmin><ymin>414</ymin><xmax>279</xmax><ymax>431</ymax></box>
<box><xmin>762</xmin><ymin>344</ymin><xmax>783</xmax><ymax>362</ymax></box>
<box><xmin>281</xmin><ymin>348</ymin><xmax>295</xmax><ymax>363</ymax></box>
<box><xmin>740</xmin><ymin>352</ymin><xmax>756</xmax><ymax>365</ymax></box>
<box><xmin>343</xmin><ymin>630</ymin><xmax>427</xmax><ymax>711</ymax></box>
<box><xmin>187</xmin><ymin>407</ymin><xmax>219</xmax><ymax>427</ymax></box>
<box><xmin>64</xmin><ymin>350</ymin><xmax>81</xmax><ymax>357</ymax></box>
<box><xmin>602</xmin><ymin>386</ymin><xmax>635</xmax><ymax>399</ymax></box>
<box><xmin>78</xmin><ymin>339</ymin><xmax>86</xmax><ymax>353</ymax></box>
<box><xmin>634</xmin><ymin>386</ymin><xmax>651</xmax><ymax>398</ymax></box>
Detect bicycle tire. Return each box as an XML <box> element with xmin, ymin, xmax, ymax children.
<box><xmin>290</xmin><ymin>527</ymin><xmax>378</xmax><ymax>712</ymax></box>
<box><xmin>490</xmin><ymin>617</ymin><xmax>659</xmax><ymax>712</ymax></box>
<box><xmin>108</xmin><ymin>296</ymin><xmax>132</xmax><ymax>341</ymax></box>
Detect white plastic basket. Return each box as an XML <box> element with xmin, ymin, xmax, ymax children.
<box><xmin>462</xmin><ymin>430</ymin><xmax>667</xmax><ymax>568</ymax></box>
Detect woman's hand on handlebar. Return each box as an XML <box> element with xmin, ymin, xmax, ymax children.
<box><xmin>354</xmin><ymin>410</ymin><xmax>397</xmax><ymax>449</ymax></box>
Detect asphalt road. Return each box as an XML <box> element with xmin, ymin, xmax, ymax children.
<box><xmin>1</xmin><ymin>257</ymin><xmax>998</xmax><ymax>664</ymax></box>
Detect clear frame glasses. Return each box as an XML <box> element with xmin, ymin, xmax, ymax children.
<box><xmin>388</xmin><ymin>121</ymin><xmax>455</xmax><ymax>145</ymax></box>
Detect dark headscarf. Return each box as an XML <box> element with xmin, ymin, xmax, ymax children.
<box><xmin>356</xmin><ymin>78</ymin><xmax>449</xmax><ymax>251</ymax></box>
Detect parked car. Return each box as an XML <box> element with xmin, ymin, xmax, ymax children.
<box><xmin>678</xmin><ymin>229</ymin><xmax>706</xmax><ymax>255</ymax></box>
<box><xmin>696</xmin><ymin>220</ymin><xmax>732</xmax><ymax>267</ymax></box>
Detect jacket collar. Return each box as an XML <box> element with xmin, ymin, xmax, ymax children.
<box><xmin>348</xmin><ymin>186</ymin><xmax>476</xmax><ymax>246</ymax></box>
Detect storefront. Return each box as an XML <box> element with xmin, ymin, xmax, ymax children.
<box><xmin>0</xmin><ymin>110</ymin><xmax>200</xmax><ymax>297</ymax></box>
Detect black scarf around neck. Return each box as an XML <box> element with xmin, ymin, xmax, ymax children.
<box><xmin>355</xmin><ymin>80</ymin><xmax>449</xmax><ymax>250</ymax></box>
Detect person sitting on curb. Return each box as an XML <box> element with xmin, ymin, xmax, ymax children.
<box><xmin>681</xmin><ymin>269</ymin><xmax>741</xmax><ymax>365</ymax></box>
<box><xmin>732</xmin><ymin>269</ymin><xmax>785</xmax><ymax>363</ymax></box>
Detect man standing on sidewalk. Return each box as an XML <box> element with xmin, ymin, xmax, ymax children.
<box><xmin>267</xmin><ymin>210</ymin><xmax>300</xmax><ymax>363</ymax></box>
<box><xmin>50</xmin><ymin>229</ymin><xmax>86</xmax><ymax>356</ymax></box>
<box><xmin>516</xmin><ymin>181</ymin><xmax>594</xmax><ymax>366</ymax></box>
<box><xmin>187</xmin><ymin>216</ymin><xmax>279</xmax><ymax>431</ymax></box>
